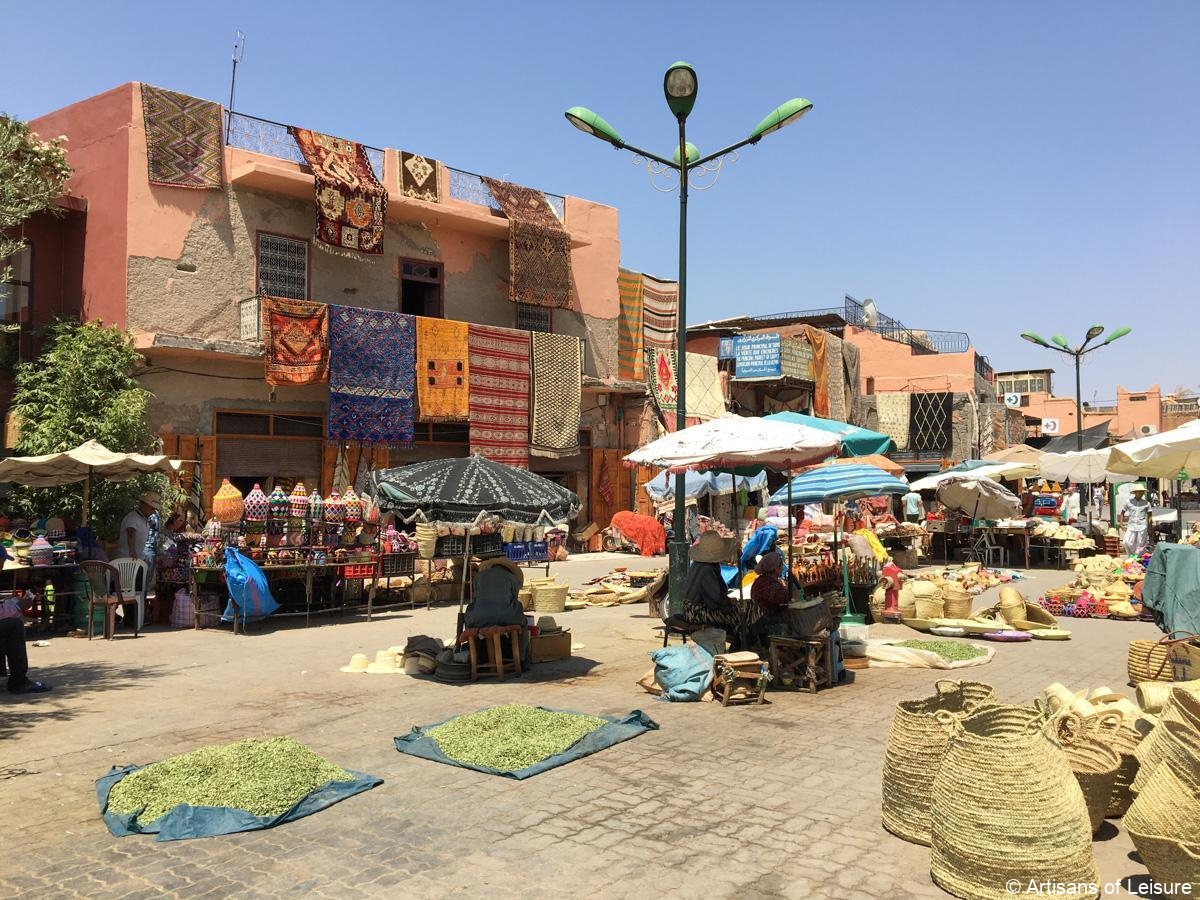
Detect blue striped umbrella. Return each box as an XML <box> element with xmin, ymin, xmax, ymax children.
<box><xmin>768</xmin><ymin>463</ymin><xmax>909</xmax><ymax>505</ymax></box>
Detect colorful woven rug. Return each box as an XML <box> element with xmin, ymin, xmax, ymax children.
<box><xmin>684</xmin><ymin>352</ymin><xmax>726</xmax><ymax>421</ymax></box>
<box><xmin>641</xmin><ymin>275</ymin><xmax>678</xmax><ymax>347</ymax></box>
<box><xmin>617</xmin><ymin>268</ymin><xmax>644</xmax><ymax>381</ymax></box>
<box><xmin>468</xmin><ymin>324</ymin><xmax>531</xmax><ymax>468</ymax></box>
<box><xmin>400</xmin><ymin>151</ymin><xmax>441</xmax><ymax>202</ymax></box>
<box><xmin>262</xmin><ymin>297</ymin><xmax>328</xmax><ymax>386</ymax></box>
<box><xmin>141</xmin><ymin>85</ymin><xmax>224</xmax><ymax>189</ymax></box>
<box><xmin>875</xmin><ymin>392</ymin><xmax>911</xmax><ymax>450</ymax></box>
<box><xmin>646</xmin><ymin>348</ymin><xmax>679</xmax><ymax>431</ymax></box>
<box><xmin>909</xmin><ymin>391</ymin><xmax>954</xmax><ymax>452</ymax></box>
<box><xmin>416</xmin><ymin>317</ymin><xmax>468</xmax><ymax>421</ymax></box>
<box><xmin>328</xmin><ymin>306</ymin><xmax>415</xmax><ymax>446</ymax></box>
<box><xmin>530</xmin><ymin>333</ymin><xmax>581</xmax><ymax>459</ymax></box>
<box><xmin>480</xmin><ymin>177</ymin><xmax>572</xmax><ymax>309</ymax></box>
<box><xmin>290</xmin><ymin>128</ymin><xmax>387</xmax><ymax>256</ymax></box>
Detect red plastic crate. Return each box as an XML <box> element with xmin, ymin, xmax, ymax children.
<box><xmin>342</xmin><ymin>563</ymin><xmax>376</xmax><ymax>579</ymax></box>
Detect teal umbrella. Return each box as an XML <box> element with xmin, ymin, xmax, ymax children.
<box><xmin>763</xmin><ymin>412</ymin><xmax>895</xmax><ymax>457</ymax></box>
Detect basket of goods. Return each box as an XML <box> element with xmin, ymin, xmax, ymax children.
<box><xmin>1128</xmin><ymin>637</ymin><xmax>1178</xmax><ymax>685</ymax></box>
<box><xmin>531</xmin><ymin>582</ymin><xmax>568</xmax><ymax>614</ymax></box>
<box><xmin>881</xmin><ymin>680</ymin><xmax>997</xmax><ymax>846</ymax></box>
<box><xmin>911</xmin><ymin>582</ymin><xmax>945</xmax><ymax>620</ymax></box>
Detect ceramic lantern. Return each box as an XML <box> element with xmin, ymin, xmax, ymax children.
<box><xmin>342</xmin><ymin>486</ymin><xmax>362</xmax><ymax>523</ymax></box>
<box><xmin>267</xmin><ymin>485</ymin><xmax>289</xmax><ymax>519</ymax></box>
<box><xmin>308</xmin><ymin>488</ymin><xmax>324</xmax><ymax>523</ymax></box>
<box><xmin>212</xmin><ymin>478</ymin><xmax>245</xmax><ymax>524</ymax></box>
<box><xmin>243</xmin><ymin>484</ymin><xmax>269</xmax><ymax>522</ymax></box>
<box><xmin>289</xmin><ymin>482</ymin><xmax>309</xmax><ymax>519</ymax></box>
<box><xmin>324</xmin><ymin>489</ymin><xmax>345</xmax><ymax>524</ymax></box>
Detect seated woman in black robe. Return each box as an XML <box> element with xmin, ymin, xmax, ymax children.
<box><xmin>682</xmin><ymin>532</ymin><xmax>754</xmax><ymax>646</ymax></box>
<box><xmin>464</xmin><ymin>557</ymin><xmax>529</xmax><ymax>666</ymax></box>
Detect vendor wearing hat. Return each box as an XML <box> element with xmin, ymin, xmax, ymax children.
<box><xmin>464</xmin><ymin>557</ymin><xmax>529</xmax><ymax>668</ymax></box>
<box><xmin>120</xmin><ymin>491</ymin><xmax>161</xmax><ymax>564</ymax></box>
<box><xmin>1120</xmin><ymin>484</ymin><xmax>1152</xmax><ymax>555</ymax></box>
<box><xmin>683</xmin><ymin>532</ymin><xmax>752</xmax><ymax>648</ymax></box>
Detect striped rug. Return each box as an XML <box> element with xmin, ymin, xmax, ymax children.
<box><xmin>642</xmin><ymin>274</ymin><xmax>678</xmax><ymax>347</ymax></box>
<box><xmin>617</xmin><ymin>268</ymin><xmax>644</xmax><ymax>381</ymax></box>
<box><xmin>468</xmin><ymin>324</ymin><xmax>531</xmax><ymax>468</ymax></box>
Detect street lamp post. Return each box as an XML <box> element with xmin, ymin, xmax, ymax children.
<box><xmin>1020</xmin><ymin>325</ymin><xmax>1132</xmax><ymax>524</ymax></box>
<box><xmin>566</xmin><ymin>65</ymin><xmax>812</xmax><ymax>615</ymax></box>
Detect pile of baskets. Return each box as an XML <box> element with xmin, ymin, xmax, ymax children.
<box><xmin>520</xmin><ymin>577</ymin><xmax>569</xmax><ymax>614</ymax></box>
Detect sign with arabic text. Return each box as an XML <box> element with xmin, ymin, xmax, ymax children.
<box><xmin>732</xmin><ymin>333</ymin><xmax>782</xmax><ymax>380</ymax></box>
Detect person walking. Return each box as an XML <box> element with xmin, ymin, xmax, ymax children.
<box><xmin>901</xmin><ymin>489</ymin><xmax>925</xmax><ymax>524</ymax></box>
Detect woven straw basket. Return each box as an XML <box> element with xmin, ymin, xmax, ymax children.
<box><xmin>1129</xmin><ymin>639</ymin><xmax>1176</xmax><ymax>685</ymax></box>
<box><xmin>881</xmin><ymin>680</ymin><xmax>997</xmax><ymax>847</ymax></box>
<box><xmin>915</xmin><ymin>597</ymin><xmax>945</xmax><ymax>620</ymax></box>
<box><xmin>930</xmin><ymin>705</ymin><xmax>1098</xmax><ymax>900</ymax></box>
<box><xmin>1125</xmin><ymin>758</ymin><xmax>1200</xmax><ymax>848</ymax></box>
<box><xmin>1132</xmin><ymin>688</ymin><xmax>1200</xmax><ymax>792</ymax></box>
<box><xmin>532</xmin><ymin>583</ymin><xmax>568</xmax><ymax>613</ymax></box>
<box><xmin>415</xmin><ymin>523</ymin><xmax>439</xmax><ymax>560</ymax></box>
<box><xmin>1137</xmin><ymin>681</ymin><xmax>1178</xmax><ymax>714</ymax></box>
<box><xmin>942</xmin><ymin>585</ymin><xmax>973</xmax><ymax>620</ymax></box>
<box><xmin>1058</xmin><ymin>730</ymin><xmax>1122</xmax><ymax>835</ymax></box>
<box><xmin>1125</xmin><ymin>824</ymin><xmax>1200</xmax><ymax>898</ymax></box>
<box><xmin>1022</xmin><ymin>602</ymin><xmax>1058</xmax><ymax>627</ymax></box>
<box><xmin>1056</xmin><ymin>710</ymin><xmax>1142</xmax><ymax>818</ymax></box>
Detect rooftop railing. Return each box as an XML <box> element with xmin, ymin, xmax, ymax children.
<box><xmin>749</xmin><ymin>296</ymin><xmax>973</xmax><ymax>355</ymax></box>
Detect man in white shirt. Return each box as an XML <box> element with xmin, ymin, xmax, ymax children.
<box><xmin>902</xmin><ymin>490</ymin><xmax>925</xmax><ymax>523</ymax></box>
<box><xmin>120</xmin><ymin>492</ymin><xmax>159</xmax><ymax>561</ymax></box>
<box><xmin>1120</xmin><ymin>484</ymin><xmax>1152</xmax><ymax>555</ymax></box>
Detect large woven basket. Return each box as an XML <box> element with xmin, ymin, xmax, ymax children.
<box><xmin>1125</xmin><ymin>824</ymin><xmax>1200</xmax><ymax>898</ymax></box>
<box><xmin>1129</xmin><ymin>639</ymin><xmax>1175</xmax><ymax>685</ymax></box>
<box><xmin>1058</xmin><ymin>733</ymin><xmax>1122</xmax><ymax>835</ymax></box>
<box><xmin>1133</xmin><ymin>719</ymin><xmax>1200</xmax><ymax>796</ymax></box>
<box><xmin>1022</xmin><ymin>602</ymin><xmax>1058</xmax><ymax>627</ymax></box>
<box><xmin>1132</xmin><ymin>688</ymin><xmax>1200</xmax><ymax>792</ymax></box>
<box><xmin>1137</xmin><ymin>681</ymin><xmax>1178</xmax><ymax>714</ymax></box>
<box><xmin>881</xmin><ymin>680</ymin><xmax>997</xmax><ymax>846</ymax></box>
<box><xmin>1055</xmin><ymin>710</ymin><xmax>1142</xmax><ymax>818</ymax></box>
<box><xmin>532</xmin><ymin>583</ymin><xmax>568</xmax><ymax>613</ymax></box>
<box><xmin>930</xmin><ymin>705</ymin><xmax>1098</xmax><ymax>900</ymax></box>
<box><xmin>1125</xmin><ymin>758</ymin><xmax>1200</xmax><ymax>847</ymax></box>
<box><xmin>942</xmin><ymin>585</ymin><xmax>973</xmax><ymax>620</ymax></box>
<box><xmin>915</xmin><ymin>597</ymin><xmax>945</xmax><ymax>620</ymax></box>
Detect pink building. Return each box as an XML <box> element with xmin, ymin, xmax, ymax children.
<box><xmin>995</xmin><ymin>369</ymin><xmax>1164</xmax><ymax>440</ymax></box>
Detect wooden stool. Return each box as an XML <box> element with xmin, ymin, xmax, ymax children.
<box><xmin>768</xmin><ymin>635</ymin><xmax>830</xmax><ymax>694</ymax></box>
<box><xmin>712</xmin><ymin>651</ymin><xmax>769</xmax><ymax>706</ymax></box>
<box><xmin>461</xmin><ymin>625</ymin><xmax>523</xmax><ymax>681</ymax></box>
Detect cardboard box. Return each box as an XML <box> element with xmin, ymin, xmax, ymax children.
<box><xmin>531</xmin><ymin>631</ymin><xmax>572</xmax><ymax>663</ymax></box>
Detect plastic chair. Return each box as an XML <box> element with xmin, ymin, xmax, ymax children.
<box><xmin>80</xmin><ymin>561</ymin><xmax>135</xmax><ymax>640</ymax></box>
<box><xmin>109</xmin><ymin>558</ymin><xmax>149</xmax><ymax>631</ymax></box>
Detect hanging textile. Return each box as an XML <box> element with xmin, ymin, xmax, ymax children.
<box><xmin>399</xmin><ymin>151</ymin><xmax>440</xmax><ymax>202</ymax></box>
<box><xmin>843</xmin><ymin>341</ymin><xmax>862</xmax><ymax>423</ymax></box>
<box><xmin>327</xmin><ymin>306</ymin><xmax>415</xmax><ymax>446</ymax></box>
<box><xmin>140</xmin><ymin>84</ymin><xmax>224</xmax><ymax>189</ymax></box>
<box><xmin>826</xmin><ymin>338</ymin><xmax>847</xmax><ymax>423</ymax></box>
<box><xmin>415</xmin><ymin>317</ymin><xmax>468</xmax><ymax>421</ymax></box>
<box><xmin>530</xmin><ymin>333</ymin><xmax>582</xmax><ymax>459</ymax></box>
<box><xmin>642</xmin><ymin>275</ymin><xmax>678</xmax><ymax>348</ymax></box>
<box><xmin>875</xmin><ymin>393</ymin><xmax>911</xmax><ymax>451</ymax></box>
<box><xmin>598</xmin><ymin>453</ymin><xmax>614</xmax><ymax>505</ymax></box>
<box><xmin>289</xmin><ymin>127</ymin><xmax>387</xmax><ymax>256</ymax></box>
<box><xmin>800</xmin><ymin>325</ymin><xmax>830</xmax><ymax>417</ymax></box>
<box><xmin>617</xmin><ymin>268</ymin><xmax>645</xmax><ymax>381</ymax></box>
<box><xmin>468</xmin><ymin>323</ymin><xmax>531</xmax><ymax>468</ymax></box>
<box><xmin>909</xmin><ymin>391</ymin><xmax>954</xmax><ymax>452</ymax></box>
<box><xmin>646</xmin><ymin>348</ymin><xmax>679</xmax><ymax>431</ymax></box>
<box><xmin>261</xmin><ymin>297</ymin><xmax>328</xmax><ymax>386</ymax></box>
<box><xmin>480</xmin><ymin>177</ymin><xmax>572</xmax><ymax>309</ymax></box>
<box><xmin>685</xmin><ymin>352</ymin><xmax>726</xmax><ymax>422</ymax></box>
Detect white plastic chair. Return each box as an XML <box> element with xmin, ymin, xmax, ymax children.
<box><xmin>110</xmin><ymin>557</ymin><xmax>149</xmax><ymax>631</ymax></box>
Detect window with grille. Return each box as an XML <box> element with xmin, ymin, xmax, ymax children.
<box><xmin>400</xmin><ymin>259</ymin><xmax>443</xmax><ymax>317</ymax></box>
<box><xmin>0</xmin><ymin>247</ymin><xmax>32</xmax><ymax>324</ymax></box>
<box><xmin>256</xmin><ymin>233</ymin><xmax>308</xmax><ymax>300</ymax></box>
<box><xmin>516</xmin><ymin>302</ymin><xmax>551</xmax><ymax>333</ymax></box>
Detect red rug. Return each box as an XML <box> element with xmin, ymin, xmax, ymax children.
<box><xmin>480</xmin><ymin>177</ymin><xmax>572</xmax><ymax>309</ymax></box>
<box><xmin>468</xmin><ymin>324</ymin><xmax>531</xmax><ymax>468</ymax></box>
<box><xmin>262</xmin><ymin>297</ymin><xmax>328</xmax><ymax>386</ymax></box>
<box><xmin>289</xmin><ymin>127</ymin><xmax>387</xmax><ymax>256</ymax></box>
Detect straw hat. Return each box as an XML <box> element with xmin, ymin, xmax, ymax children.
<box><xmin>478</xmin><ymin>556</ymin><xmax>524</xmax><ymax>589</ymax></box>
<box><xmin>365</xmin><ymin>649</ymin><xmax>401</xmax><ymax>674</ymax></box>
<box><xmin>139</xmin><ymin>491</ymin><xmax>161</xmax><ymax>508</ymax></box>
<box><xmin>339</xmin><ymin>653</ymin><xmax>369</xmax><ymax>673</ymax></box>
<box><xmin>536</xmin><ymin>615</ymin><xmax>563</xmax><ymax>634</ymax></box>
<box><xmin>1130</xmin><ymin>483</ymin><xmax>1147</xmax><ymax>493</ymax></box>
<box><xmin>690</xmin><ymin>531</ymin><xmax>729</xmax><ymax>563</ymax></box>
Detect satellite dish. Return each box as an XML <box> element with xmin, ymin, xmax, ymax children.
<box><xmin>862</xmin><ymin>298</ymin><xmax>879</xmax><ymax>328</ymax></box>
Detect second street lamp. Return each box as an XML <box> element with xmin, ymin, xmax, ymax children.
<box><xmin>566</xmin><ymin>65</ymin><xmax>813</xmax><ymax>615</ymax></box>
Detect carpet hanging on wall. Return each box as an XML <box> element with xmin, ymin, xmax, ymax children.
<box><xmin>480</xmin><ymin>177</ymin><xmax>572</xmax><ymax>309</ymax></box>
<box><xmin>909</xmin><ymin>391</ymin><xmax>954</xmax><ymax>452</ymax></box>
<box><xmin>327</xmin><ymin>306</ymin><xmax>415</xmax><ymax>446</ymax></box>
<box><xmin>468</xmin><ymin>324</ymin><xmax>531</xmax><ymax>468</ymax></box>
<box><xmin>641</xmin><ymin>275</ymin><xmax>678</xmax><ymax>348</ymax></box>
<box><xmin>684</xmin><ymin>352</ymin><xmax>726</xmax><ymax>422</ymax></box>
<box><xmin>290</xmin><ymin>127</ymin><xmax>387</xmax><ymax>257</ymax></box>
<box><xmin>399</xmin><ymin>151</ymin><xmax>441</xmax><ymax>203</ymax></box>
<box><xmin>646</xmin><ymin>347</ymin><xmax>679</xmax><ymax>432</ymax></box>
<box><xmin>416</xmin><ymin>317</ymin><xmax>468</xmax><ymax>421</ymax></box>
<box><xmin>141</xmin><ymin>84</ymin><xmax>224</xmax><ymax>189</ymax></box>
<box><xmin>874</xmin><ymin>393</ymin><xmax>911</xmax><ymax>451</ymax></box>
<box><xmin>530</xmin><ymin>332</ymin><xmax>582</xmax><ymax>459</ymax></box>
<box><xmin>617</xmin><ymin>268</ymin><xmax>645</xmax><ymax>382</ymax></box>
<box><xmin>261</xmin><ymin>297</ymin><xmax>329</xmax><ymax>386</ymax></box>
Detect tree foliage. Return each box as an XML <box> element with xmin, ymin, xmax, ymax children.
<box><xmin>0</xmin><ymin>115</ymin><xmax>72</xmax><ymax>281</ymax></box>
<box><xmin>5</xmin><ymin>321</ymin><xmax>176</xmax><ymax>538</ymax></box>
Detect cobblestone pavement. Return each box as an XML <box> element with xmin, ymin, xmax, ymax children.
<box><xmin>1</xmin><ymin>556</ymin><xmax>1160</xmax><ymax>898</ymax></box>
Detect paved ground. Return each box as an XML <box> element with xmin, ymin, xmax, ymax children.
<box><xmin>1</xmin><ymin>554</ymin><xmax>1163</xmax><ymax>899</ymax></box>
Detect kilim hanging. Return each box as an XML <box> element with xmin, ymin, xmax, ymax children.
<box><xmin>909</xmin><ymin>392</ymin><xmax>954</xmax><ymax>452</ymax></box>
<box><xmin>480</xmin><ymin>177</ymin><xmax>573</xmax><ymax>309</ymax></box>
<box><xmin>617</xmin><ymin>268</ymin><xmax>645</xmax><ymax>381</ymax></box>
<box><xmin>416</xmin><ymin>317</ymin><xmax>468</xmax><ymax>421</ymax></box>
<box><xmin>646</xmin><ymin>347</ymin><xmax>679</xmax><ymax>431</ymax></box>
<box><xmin>290</xmin><ymin>127</ymin><xmax>387</xmax><ymax>256</ymax></box>
<box><xmin>641</xmin><ymin>275</ymin><xmax>678</xmax><ymax>348</ymax></box>
<box><xmin>399</xmin><ymin>151</ymin><xmax>441</xmax><ymax>202</ymax></box>
<box><xmin>261</xmin><ymin>297</ymin><xmax>328</xmax><ymax>386</ymax></box>
<box><xmin>684</xmin><ymin>352</ymin><xmax>726</xmax><ymax>422</ymax></box>
<box><xmin>140</xmin><ymin>84</ymin><xmax>224</xmax><ymax>189</ymax></box>
<box><xmin>327</xmin><ymin>306</ymin><xmax>415</xmax><ymax>446</ymax></box>
<box><xmin>874</xmin><ymin>393</ymin><xmax>911</xmax><ymax>450</ymax></box>
<box><xmin>468</xmin><ymin>324</ymin><xmax>531</xmax><ymax>468</ymax></box>
<box><xmin>530</xmin><ymin>332</ymin><xmax>582</xmax><ymax>459</ymax></box>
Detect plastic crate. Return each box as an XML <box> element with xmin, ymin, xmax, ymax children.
<box><xmin>342</xmin><ymin>563</ymin><xmax>376</xmax><ymax>579</ymax></box>
<box><xmin>435</xmin><ymin>535</ymin><xmax>466</xmax><ymax>557</ymax></box>
<box><xmin>472</xmin><ymin>533</ymin><xmax>503</xmax><ymax>556</ymax></box>
<box><xmin>527</xmin><ymin>540</ymin><xmax>548</xmax><ymax>561</ymax></box>
<box><xmin>504</xmin><ymin>541</ymin><xmax>531</xmax><ymax>561</ymax></box>
<box><xmin>379</xmin><ymin>552</ymin><xmax>416</xmax><ymax>577</ymax></box>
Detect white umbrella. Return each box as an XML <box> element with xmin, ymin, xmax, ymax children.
<box><xmin>1038</xmin><ymin>448</ymin><xmax>1136</xmax><ymax>485</ymax></box>
<box><xmin>624</xmin><ymin>413</ymin><xmax>840</xmax><ymax>472</ymax></box>
<box><xmin>935</xmin><ymin>475</ymin><xmax>1021</xmax><ymax>520</ymax></box>
<box><xmin>1106</xmin><ymin>419</ymin><xmax>1200</xmax><ymax>478</ymax></box>
<box><xmin>909</xmin><ymin>461</ymin><xmax>1038</xmax><ymax>492</ymax></box>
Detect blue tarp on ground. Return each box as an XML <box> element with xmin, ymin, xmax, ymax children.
<box><xmin>96</xmin><ymin>765</ymin><xmax>383</xmax><ymax>842</ymax></box>
<box><xmin>1142</xmin><ymin>542</ymin><xmax>1200</xmax><ymax>636</ymax></box>
<box><xmin>394</xmin><ymin>707</ymin><xmax>658</xmax><ymax>779</ymax></box>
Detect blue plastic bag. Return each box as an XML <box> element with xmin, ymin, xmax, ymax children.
<box><xmin>222</xmin><ymin>548</ymin><xmax>280</xmax><ymax>624</ymax></box>
<box><xmin>650</xmin><ymin>642</ymin><xmax>714</xmax><ymax>702</ymax></box>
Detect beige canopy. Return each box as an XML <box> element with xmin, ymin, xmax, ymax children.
<box><xmin>982</xmin><ymin>444</ymin><xmax>1044</xmax><ymax>464</ymax></box>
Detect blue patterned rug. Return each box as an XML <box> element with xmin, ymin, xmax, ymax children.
<box><xmin>328</xmin><ymin>306</ymin><xmax>415</xmax><ymax>446</ymax></box>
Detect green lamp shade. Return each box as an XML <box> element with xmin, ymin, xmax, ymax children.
<box><xmin>1051</xmin><ymin>334</ymin><xmax>1070</xmax><ymax>349</ymax></box>
<box><xmin>563</xmin><ymin>107</ymin><xmax>623</xmax><ymax>146</ymax></box>
<box><xmin>1103</xmin><ymin>326</ymin><xmax>1132</xmax><ymax>345</ymax></box>
<box><xmin>672</xmin><ymin>142</ymin><xmax>700</xmax><ymax>166</ymax></box>
<box><xmin>750</xmin><ymin>98</ymin><xmax>814</xmax><ymax>139</ymax></box>
<box><xmin>663</xmin><ymin>62</ymin><xmax>698</xmax><ymax>119</ymax></box>
<box><xmin>1021</xmin><ymin>331</ymin><xmax>1052</xmax><ymax>348</ymax></box>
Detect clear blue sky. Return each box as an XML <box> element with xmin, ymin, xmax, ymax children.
<box><xmin>7</xmin><ymin>1</ymin><xmax>1197</xmax><ymax>403</ymax></box>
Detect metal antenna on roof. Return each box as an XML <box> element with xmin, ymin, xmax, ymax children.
<box><xmin>225</xmin><ymin>30</ymin><xmax>246</xmax><ymax>143</ymax></box>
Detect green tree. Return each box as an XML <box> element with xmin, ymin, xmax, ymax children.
<box><xmin>1</xmin><ymin>115</ymin><xmax>72</xmax><ymax>282</ymax></box>
<box><xmin>5</xmin><ymin>321</ymin><xmax>177</xmax><ymax>538</ymax></box>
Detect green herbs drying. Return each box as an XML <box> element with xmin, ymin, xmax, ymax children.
<box><xmin>106</xmin><ymin>737</ymin><xmax>353</xmax><ymax>825</ymax></box>
<box><xmin>430</xmin><ymin>704</ymin><xmax>606</xmax><ymax>771</ymax></box>
<box><xmin>894</xmin><ymin>640</ymin><xmax>987</xmax><ymax>662</ymax></box>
